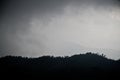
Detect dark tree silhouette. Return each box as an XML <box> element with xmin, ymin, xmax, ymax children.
<box><xmin>0</xmin><ymin>52</ymin><xmax>120</xmax><ymax>79</ymax></box>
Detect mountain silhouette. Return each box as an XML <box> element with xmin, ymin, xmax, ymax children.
<box><xmin>0</xmin><ymin>52</ymin><xmax>120</xmax><ymax>79</ymax></box>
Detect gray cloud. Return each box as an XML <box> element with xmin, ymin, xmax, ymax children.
<box><xmin>0</xmin><ymin>0</ymin><xmax>68</xmax><ymax>56</ymax></box>
<box><xmin>0</xmin><ymin>0</ymin><xmax>120</xmax><ymax>59</ymax></box>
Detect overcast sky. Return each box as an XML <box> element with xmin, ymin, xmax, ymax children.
<box><xmin>0</xmin><ymin>0</ymin><xmax>120</xmax><ymax>59</ymax></box>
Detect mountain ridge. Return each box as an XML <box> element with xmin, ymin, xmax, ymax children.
<box><xmin>0</xmin><ymin>52</ymin><xmax>120</xmax><ymax>79</ymax></box>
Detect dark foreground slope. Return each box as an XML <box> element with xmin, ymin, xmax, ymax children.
<box><xmin>0</xmin><ymin>52</ymin><xmax>120</xmax><ymax>79</ymax></box>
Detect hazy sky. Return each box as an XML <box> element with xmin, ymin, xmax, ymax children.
<box><xmin>0</xmin><ymin>0</ymin><xmax>120</xmax><ymax>59</ymax></box>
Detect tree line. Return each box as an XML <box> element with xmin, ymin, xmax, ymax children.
<box><xmin>0</xmin><ymin>52</ymin><xmax>120</xmax><ymax>79</ymax></box>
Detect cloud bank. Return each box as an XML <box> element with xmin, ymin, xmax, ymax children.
<box><xmin>0</xmin><ymin>0</ymin><xmax>120</xmax><ymax>59</ymax></box>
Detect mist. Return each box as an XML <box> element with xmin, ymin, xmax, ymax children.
<box><xmin>0</xmin><ymin>0</ymin><xmax>120</xmax><ymax>59</ymax></box>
